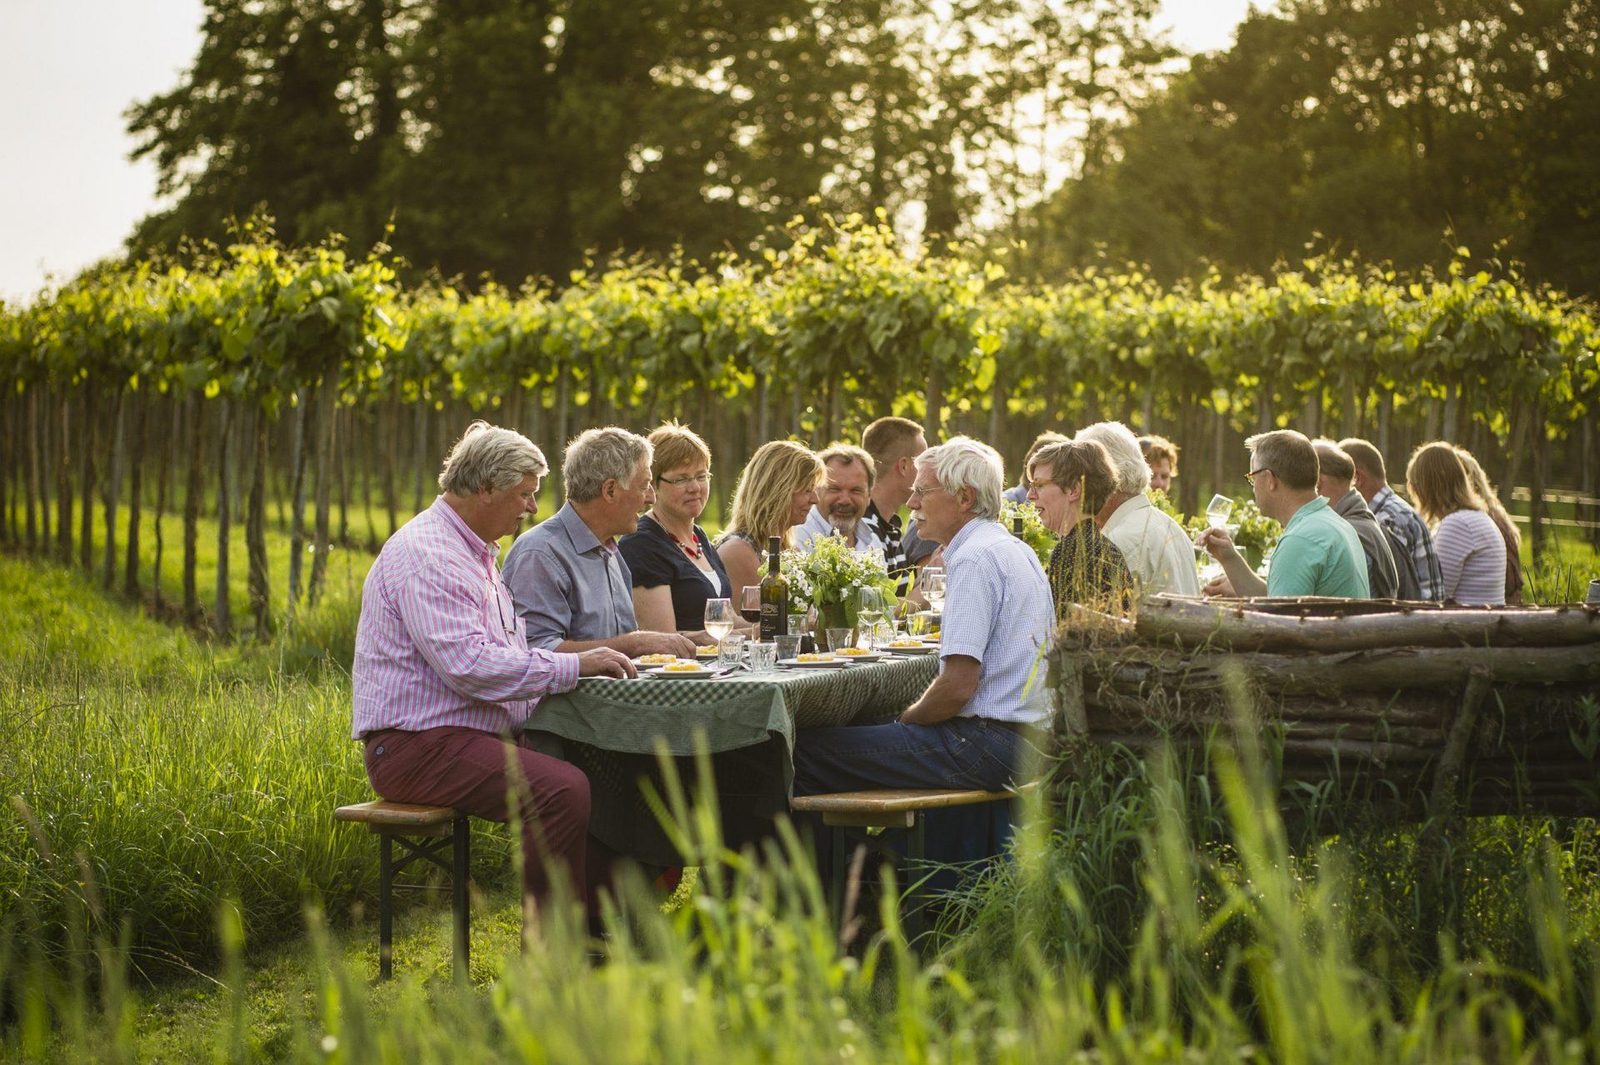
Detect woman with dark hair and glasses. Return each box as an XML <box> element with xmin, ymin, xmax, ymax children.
<box><xmin>1027</xmin><ymin>439</ymin><xmax>1133</xmax><ymax>614</ymax></box>
<box><xmin>620</xmin><ymin>421</ymin><xmax>730</xmax><ymax>636</ymax></box>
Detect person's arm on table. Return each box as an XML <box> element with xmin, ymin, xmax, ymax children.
<box><xmin>898</xmin><ymin>655</ymin><xmax>981</xmax><ymax>725</ymax></box>
<box><xmin>632</xmin><ymin>585</ymin><xmax>678</xmax><ymax>635</ymax></box>
<box><xmin>575</xmin><ymin>646</ymin><xmax>637</xmax><ymax>678</ymax></box>
<box><xmin>555</xmin><ymin>630</ymin><xmax>695</xmax><ymax>656</ymax></box>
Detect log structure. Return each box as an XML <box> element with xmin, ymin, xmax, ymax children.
<box><xmin>1050</xmin><ymin>596</ymin><xmax>1600</xmax><ymax>819</ymax></box>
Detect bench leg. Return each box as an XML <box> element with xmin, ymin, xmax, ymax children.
<box><xmin>903</xmin><ymin>817</ymin><xmax>926</xmax><ymax>944</ymax></box>
<box><xmin>452</xmin><ymin>816</ymin><xmax>471</xmax><ymax>981</ymax></box>
<box><xmin>829</xmin><ymin>826</ymin><xmax>849</xmax><ymax>930</ymax></box>
<box><xmin>379</xmin><ymin>833</ymin><xmax>394</xmax><ymax>981</ymax></box>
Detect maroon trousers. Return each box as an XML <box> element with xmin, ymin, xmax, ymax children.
<box><xmin>364</xmin><ymin>726</ymin><xmax>602</xmax><ymax>920</ymax></box>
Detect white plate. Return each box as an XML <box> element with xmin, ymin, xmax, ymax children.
<box><xmin>831</xmin><ymin>651</ymin><xmax>886</xmax><ymax>663</ymax></box>
<box><xmin>777</xmin><ymin>658</ymin><xmax>854</xmax><ymax>669</ymax></box>
<box><xmin>884</xmin><ymin>644</ymin><xmax>939</xmax><ymax>656</ymax></box>
<box><xmin>647</xmin><ymin>666</ymin><xmax>721</xmax><ymax>679</ymax></box>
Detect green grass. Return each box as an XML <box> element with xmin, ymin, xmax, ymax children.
<box><xmin>4</xmin><ymin>504</ymin><xmax>1600</xmax><ymax>1060</ymax></box>
<box><xmin>7</xmin><ymin>725</ymin><xmax>1600</xmax><ymax>1062</ymax></box>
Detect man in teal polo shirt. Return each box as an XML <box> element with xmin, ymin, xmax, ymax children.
<box><xmin>1199</xmin><ymin>429</ymin><xmax>1370</xmax><ymax>599</ymax></box>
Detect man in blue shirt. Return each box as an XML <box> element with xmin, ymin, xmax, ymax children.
<box><xmin>503</xmin><ymin>427</ymin><xmax>694</xmax><ymax>657</ymax></box>
<box><xmin>793</xmin><ymin>436</ymin><xmax>1055</xmax><ymax>795</ymax></box>
<box><xmin>1200</xmin><ymin>429</ymin><xmax>1369</xmax><ymax>599</ymax></box>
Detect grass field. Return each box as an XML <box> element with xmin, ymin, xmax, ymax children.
<box><xmin>3</xmin><ymin>501</ymin><xmax>1599</xmax><ymax>1061</ymax></box>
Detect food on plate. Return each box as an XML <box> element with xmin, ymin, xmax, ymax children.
<box><xmin>637</xmin><ymin>653</ymin><xmax>679</xmax><ymax>665</ymax></box>
<box><xmin>836</xmin><ymin>647</ymin><xmax>874</xmax><ymax>657</ymax></box>
<box><xmin>889</xmin><ymin>638</ymin><xmax>925</xmax><ymax>648</ymax></box>
<box><xmin>663</xmin><ymin>662</ymin><xmax>707</xmax><ymax>673</ymax></box>
<box><xmin>795</xmin><ymin>652</ymin><xmax>835</xmax><ymax>663</ymax></box>
<box><xmin>695</xmin><ymin>645</ymin><xmax>720</xmax><ymax>658</ymax></box>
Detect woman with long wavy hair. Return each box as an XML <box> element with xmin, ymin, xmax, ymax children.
<box><xmin>1405</xmin><ymin>442</ymin><xmax>1506</xmax><ymax>606</ymax></box>
<box><xmin>715</xmin><ymin>441</ymin><xmax>824</xmax><ymax>601</ymax></box>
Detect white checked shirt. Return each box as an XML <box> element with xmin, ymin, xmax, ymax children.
<box><xmin>938</xmin><ymin>517</ymin><xmax>1055</xmax><ymax>725</ymax></box>
<box><xmin>352</xmin><ymin>497</ymin><xmax>580</xmax><ymax>738</ymax></box>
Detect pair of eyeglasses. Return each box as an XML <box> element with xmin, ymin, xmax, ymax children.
<box><xmin>1244</xmin><ymin>467</ymin><xmax>1273</xmax><ymax>486</ymax></box>
<box><xmin>488</xmin><ymin>578</ymin><xmax>516</xmax><ymax>639</ymax></box>
<box><xmin>909</xmin><ymin>483</ymin><xmax>943</xmax><ymax>498</ymax></box>
<box><xmin>659</xmin><ymin>472</ymin><xmax>713</xmax><ymax>487</ymax></box>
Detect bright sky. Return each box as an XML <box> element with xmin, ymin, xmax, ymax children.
<box><xmin>0</xmin><ymin>0</ymin><xmax>1266</xmax><ymax>304</ymax></box>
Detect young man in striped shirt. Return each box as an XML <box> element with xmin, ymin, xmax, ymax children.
<box><xmin>352</xmin><ymin>422</ymin><xmax>634</xmax><ymax>930</ymax></box>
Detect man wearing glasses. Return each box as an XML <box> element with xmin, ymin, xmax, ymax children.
<box><xmin>792</xmin><ymin>436</ymin><xmax>1054</xmax><ymax>796</ymax></box>
<box><xmin>1198</xmin><ymin>429</ymin><xmax>1370</xmax><ymax>599</ymax></box>
<box><xmin>352</xmin><ymin>421</ymin><xmax>636</xmax><ymax>933</ymax></box>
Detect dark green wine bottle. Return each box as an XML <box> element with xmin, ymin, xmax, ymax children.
<box><xmin>759</xmin><ymin>535</ymin><xmax>788</xmax><ymax>639</ymax></box>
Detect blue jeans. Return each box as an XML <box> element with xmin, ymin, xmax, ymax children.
<box><xmin>792</xmin><ymin>717</ymin><xmax>1028</xmax><ymax>795</ymax></box>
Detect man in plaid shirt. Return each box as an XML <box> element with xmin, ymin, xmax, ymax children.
<box><xmin>1339</xmin><ymin>437</ymin><xmax>1444</xmax><ymax>601</ymax></box>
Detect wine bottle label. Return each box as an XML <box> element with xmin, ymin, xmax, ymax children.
<box><xmin>759</xmin><ymin>600</ymin><xmax>787</xmax><ymax>639</ymax></box>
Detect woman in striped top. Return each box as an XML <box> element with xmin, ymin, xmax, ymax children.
<box><xmin>1405</xmin><ymin>443</ymin><xmax>1507</xmax><ymax>606</ymax></box>
<box><xmin>1454</xmin><ymin>447</ymin><xmax>1524</xmax><ymax>606</ymax></box>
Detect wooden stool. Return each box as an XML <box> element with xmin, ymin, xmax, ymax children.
<box><xmin>334</xmin><ymin>801</ymin><xmax>470</xmax><ymax>980</ymax></box>
<box><xmin>791</xmin><ymin>784</ymin><xmax>1034</xmax><ymax>941</ymax></box>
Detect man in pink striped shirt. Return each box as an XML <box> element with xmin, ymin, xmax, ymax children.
<box><xmin>353</xmin><ymin>421</ymin><xmax>635</xmax><ymax>928</ymax></box>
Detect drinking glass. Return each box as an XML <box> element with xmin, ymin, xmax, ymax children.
<box><xmin>857</xmin><ymin>586</ymin><xmax>889</xmax><ymax>643</ymax></box>
<box><xmin>704</xmin><ymin>598</ymin><xmax>735</xmax><ymax>644</ymax></box>
<box><xmin>1205</xmin><ymin>494</ymin><xmax>1234</xmax><ymax>529</ymax></box>
<box><xmin>739</xmin><ymin>585</ymin><xmax>762</xmax><ymax>625</ymax></box>
<box><xmin>717</xmin><ymin>632</ymin><xmax>747</xmax><ymax>671</ymax></box>
<box><xmin>747</xmin><ymin>641</ymin><xmax>778</xmax><ymax>673</ymax></box>
<box><xmin>918</xmin><ymin>567</ymin><xmax>946</xmax><ymax>613</ymax></box>
<box><xmin>775</xmin><ymin>633</ymin><xmax>803</xmax><ymax>660</ymax></box>
<box><xmin>825</xmin><ymin>627</ymin><xmax>854</xmax><ymax>653</ymax></box>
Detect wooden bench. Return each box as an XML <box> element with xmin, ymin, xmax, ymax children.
<box><xmin>791</xmin><ymin>784</ymin><xmax>1036</xmax><ymax>941</ymax></box>
<box><xmin>334</xmin><ymin>801</ymin><xmax>470</xmax><ymax>980</ymax></box>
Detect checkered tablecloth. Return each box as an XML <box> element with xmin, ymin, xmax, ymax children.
<box><xmin>525</xmin><ymin>654</ymin><xmax>938</xmax><ymax>865</ymax></box>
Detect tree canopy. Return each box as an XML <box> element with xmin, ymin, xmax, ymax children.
<box><xmin>1035</xmin><ymin>0</ymin><xmax>1600</xmax><ymax>295</ymax></box>
<box><xmin>124</xmin><ymin>0</ymin><xmax>1172</xmax><ymax>284</ymax></box>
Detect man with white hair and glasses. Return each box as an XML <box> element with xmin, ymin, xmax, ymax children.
<box><xmin>1075</xmin><ymin>421</ymin><xmax>1201</xmax><ymax>598</ymax></box>
<box><xmin>792</xmin><ymin>436</ymin><xmax>1055</xmax><ymax>795</ymax></box>
<box><xmin>503</xmin><ymin>427</ymin><xmax>695</xmax><ymax>657</ymax></box>
<box><xmin>352</xmin><ymin>421</ymin><xmax>636</xmax><ymax>931</ymax></box>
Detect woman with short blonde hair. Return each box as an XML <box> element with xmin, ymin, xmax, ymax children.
<box><xmin>620</xmin><ymin>422</ymin><xmax>730</xmax><ymax>635</ymax></box>
<box><xmin>716</xmin><ymin>441</ymin><xmax>824</xmax><ymax>600</ymax></box>
<box><xmin>1405</xmin><ymin>442</ymin><xmax>1506</xmax><ymax>606</ymax></box>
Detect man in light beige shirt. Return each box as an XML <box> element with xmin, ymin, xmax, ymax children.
<box><xmin>1075</xmin><ymin>421</ymin><xmax>1201</xmax><ymax>598</ymax></box>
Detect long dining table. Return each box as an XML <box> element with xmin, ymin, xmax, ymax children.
<box><xmin>524</xmin><ymin>652</ymin><xmax>940</xmax><ymax>866</ymax></box>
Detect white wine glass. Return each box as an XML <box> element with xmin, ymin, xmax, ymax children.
<box><xmin>857</xmin><ymin>586</ymin><xmax>889</xmax><ymax>648</ymax></box>
<box><xmin>919</xmin><ymin>567</ymin><xmax>946</xmax><ymax>613</ymax></box>
<box><xmin>1205</xmin><ymin>494</ymin><xmax>1234</xmax><ymax>529</ymax></box>
<box><xmin>704</xmin><ymin>598</ymin><xmax>736</xmax><ymax>646</ymax></box>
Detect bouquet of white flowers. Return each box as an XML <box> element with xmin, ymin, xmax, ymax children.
<box><xmin>781</xmin><ymin>533</ymin><xmax>897</xmax><ymax>628</ymax></box>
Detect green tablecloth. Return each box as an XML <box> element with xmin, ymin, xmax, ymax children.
<box><xmin>525</xmin><ymin>654</ymin><xmax>938</xmax><ymax>865</ymax></box>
